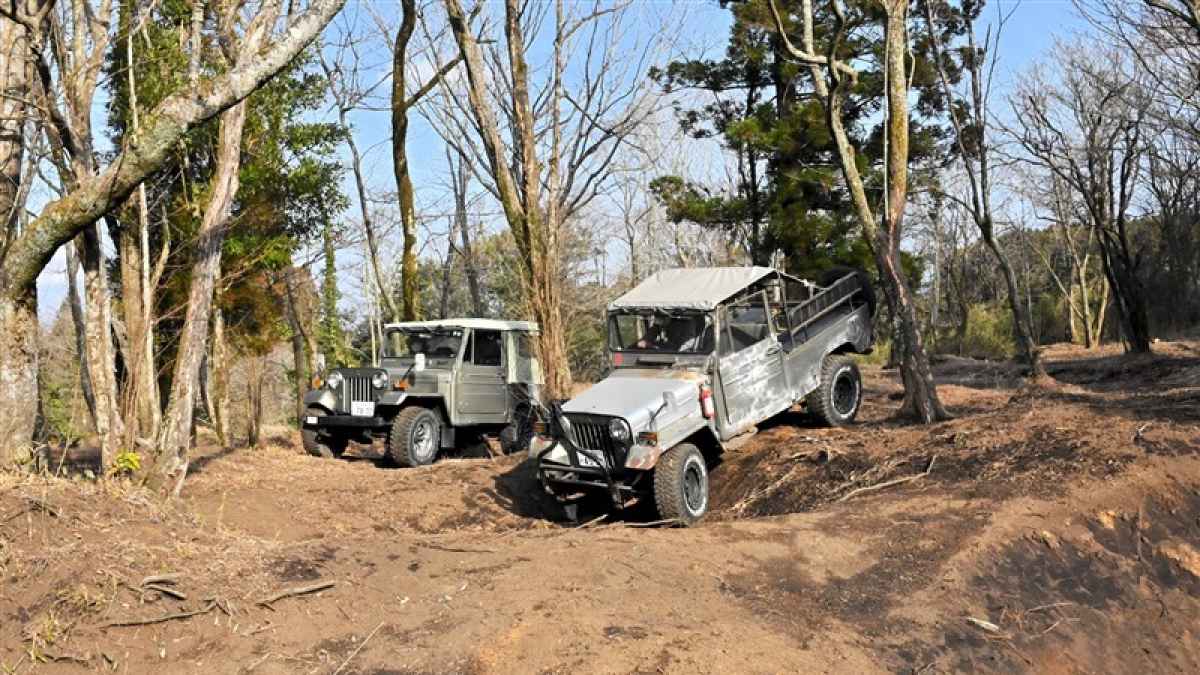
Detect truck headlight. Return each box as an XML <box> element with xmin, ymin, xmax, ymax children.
<box><xmin>326</xmin><ymin>371</ymin><xmax>343</xmax><ymax>390</ymax></box>
<box><xmin>609</xmin><ymin>418</ymin><xmax>631</xmax><ymax>444</ymax></box>
<box><xmin>371</xmin><ymin>371</ymin><xmax>388</xmax><ymax>389</ymax></box>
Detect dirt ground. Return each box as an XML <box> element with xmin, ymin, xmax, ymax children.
<box><xmin>2</xmin><ymin>341</ymin><xmax>1199</xmax><ymax>674</ymax></box>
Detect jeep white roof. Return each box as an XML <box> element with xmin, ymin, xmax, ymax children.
<box><xmin>608</xmin><ymin>266</ymin><xmax>779</xmax><ymax>311</ymax></box>
<box><xmin>383</xmin><ymin>318</ymin><xmax>539</xmax><ymax>333</ymax></box>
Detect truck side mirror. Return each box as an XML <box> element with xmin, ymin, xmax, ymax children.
<box><xmin>414</xmin><ymin>353</ymin><xmax>426</xmax><ymax>372</ymax></box>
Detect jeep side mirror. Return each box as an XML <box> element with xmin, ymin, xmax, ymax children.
<box><xmin>413</xmin><ymin>353</ymin><xmax>426</xmax><ymax>372</ymax></box>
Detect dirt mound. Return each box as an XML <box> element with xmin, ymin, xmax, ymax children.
<box><xmin>710</xmin><ymin>352</ymin><xmax>1198</xmax><ymax>519</ymax></box>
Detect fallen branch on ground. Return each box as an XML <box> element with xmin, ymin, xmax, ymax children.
<box><xmin>144</xmin><ymin>583</ymin><xmax>187</xmax><ymax>601</ymax></box>
<box><xmin>573</xmin><ymin>514</ymin><xmax>608</xmax><ymax>529</ymax></box>
<box><xmin>624</xmin><ymin>519</ymin><xmax>679</xmax><ymax>528</ymax></box>
<box><xmin>257</xmin><ymin>580</ymin><xmax>336</xmax><ymax>609</ymax></box>
<box><xmin>332</xmin><ymin>621</ymin><xmax>384</xmax><ymax>675</ymax></box>
<box><xmin>836</xmin><ymin>456</ymin><xmax>937</xmax><ymax>503</ymax></box>
<box><xmin>102</xmin><ymin>600</ymin><xmax>219</xmax><ymax>628</ymax></box>
<box><xmin>414</xmin><ymin>541</ymin><xmax>497</xmax><ymax>554</ymax></box>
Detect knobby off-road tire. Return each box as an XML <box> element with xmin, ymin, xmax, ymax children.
<box><xmin>387</xmin><ymin>406</ymin><xmax>441</xmax><ymax>467</ymax></box>
<box><xmin>653</xmin><ymin>443</ymin><xmax>709</xmax><ymax>526</ymax></box>
<box><xmin>500</xmin><ymin>402</ymin><xmax>536</xmax><ymax>455</ymax></box>
<box><xmin>301</xmin><ymin>407</ymin><xmax>347</xmax><ymax>459</ymax></box>
<box><xmin>807</xmin><ymin>354</ymin><xmax>863</xmax><ymax>427</ymax></box>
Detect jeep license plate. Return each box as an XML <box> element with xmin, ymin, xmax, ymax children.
<box><xmin>350</xmin><ymin>401</ymin><xmax>375</xmax><ymax>417</ymax></box>
<box><xmin>574</xmin><ymin>449</ymin><xmax>600</xmax><ymax>468</ymax></box>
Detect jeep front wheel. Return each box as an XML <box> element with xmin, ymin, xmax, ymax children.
<box><xmin>652</xmin><ymin>443</ymin><xmax>708</xmax><ymax>526</ymax></box>
<box><xmin>301</xmin><ymin>407</ymin><xmax>347</xmax><ymax>459</ymax></box>
<box><xmin>807</xmin><ymin>354</ymin><xmax>862</xmax><ymax>427</ymax></box>
<box><xmin>387</xmin><ymin>406</ymin><xmax>441</xmax><ymax>467</ymax></box>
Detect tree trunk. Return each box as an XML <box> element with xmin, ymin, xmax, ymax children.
<box><xmin>450</xmin><ymin>152</ymin><xmax>484</xmax><ymax>316</ymax></box>
<box><xmin>247</xmin><ymin>355</ymin><xmax>266</xmax><ymax>448</ymax></box>
<box><xmin>152</xmin><ymin>98</ymin><xmax>250</xmax><ymax>494</ymax></box>
<box><xmin>283</xmin><ymin>267</ymin><xmax>311</xmax><ymax>425</ymax></box>
<box><xmin>394</xmin><ymin>0</ymin><xmax>420</xmax><ymax>322</ymax></box>
<box><xmin>77</xmin><ymin>227</ymin><xmax>123</xmax><ymax>467</ymax></box>
<box><xmin>768</xmin><ymin>0</ymin><xmax>947</xmax><ymax>422</ymax></box>
<box><xmin>210</xmin><ymin>306</ymin><xmax>230</xmax><ymax>447</ymax></box>
<box><xmin>439</xmin><ymin>238</ymin><xmax>454</xmax><ymax>319</ymax></box>
<box><xmin>444</xmin><ymin>0</ymin><xmax>572</xmax><ymax>399</ymax></box>
<box><xmin>0</xmin><ymin>293</ymin><xmax>38</xmax><ymax>463</ymax></box>
<box><xmin>877</xmin><ymin>1</ymin><xmax>948</xmax><ymax>421</ymax></box>
<box><xmin>65</xmin><ymin>244</ymin><xmax>98</xmax><ymax>426</ymax></box>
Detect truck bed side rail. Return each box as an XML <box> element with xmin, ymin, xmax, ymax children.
<box><xmin>786</xmin><ymin>273</ymin><xmax>862</xmax><ymax>341</ymax></box>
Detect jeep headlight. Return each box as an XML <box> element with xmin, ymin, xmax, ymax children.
<box><xmin>609</xmin><ymin>418</ymin><xmax>631</xmax><ymax>444</ymax></box>
<box><xmin>326</xmin><ymin>371</ymin><xmax>343</xmax><ymax>390</ymax></box>
<box><xmin>371</xmin><ymin>371</ymin><xmax>388</xmax><ymax>389</ymax></box>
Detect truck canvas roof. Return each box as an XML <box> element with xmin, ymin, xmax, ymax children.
<box><xmin>608</xmin><ymin>266</ymin><xmax>785</xmax><ymax>311</ymax></box>
<box><xmin>383</xmin><ymin>318</ymin><xmax>539</xmax><ymax>333</ymax></box>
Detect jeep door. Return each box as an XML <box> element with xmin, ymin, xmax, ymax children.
<box><xmin>455</xmin><ymin>328</ymin><xmax>508</xmax><ymax>423</ymax></box>
<box><xmin>716</xmin><ymin>291</ymin><xmax>793</xmax><ymax>438</ymax></box>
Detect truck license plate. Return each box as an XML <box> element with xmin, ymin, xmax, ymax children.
<box><xmin>574</xmin><ymin>449</ymin><xmax>600</xmax><ymax>468</ymax></box>
<box><xmin>350</xmin><ymin>401</ymin><xmax>375</xmax><ymax>417</ymax></box>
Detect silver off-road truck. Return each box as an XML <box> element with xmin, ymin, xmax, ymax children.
<box><xmin>302</xmin><ymin>319</ymin><xmax>542</xmax><ymax>466</ymax></box>
<box><xmin>532</xmin><ymin>266</ymin><xmax>875</xmax><ymax>524</ymax></box>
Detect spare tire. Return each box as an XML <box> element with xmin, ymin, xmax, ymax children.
<box><xmin>818</xmin><ymin>265</ymin><xmax>877</xmax><ymax>318</ymax></box>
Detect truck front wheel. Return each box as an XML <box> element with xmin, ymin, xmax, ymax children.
<box><xmin>652</xmin><ymin>443</ymin><xmax>708</xmax><ymax>525</ymax></box>
<box><xmin>387</xmin><ymin>406</ymin><xmax>441</xmax><ymax>467</ymax></box>
<box><xmin>301</xmin><ymin>407</ymin><xmax>347</xmax><ymax>459</ymax></box>
<box><xmin>807</xmin><ymin>354</ymin><xmax>862</xmax><ymax>427</ymax></box>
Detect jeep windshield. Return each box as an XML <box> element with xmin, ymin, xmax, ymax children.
<box><xmin>608</xmin><ymin>312</ymin><xmax>714</xmax><ymax>354</ymax></box>
<box><xmin>383</xmin><ymin>328</ymin><xmax>463</xmax><ymax>366</ymax></box>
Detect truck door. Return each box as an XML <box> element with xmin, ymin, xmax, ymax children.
<box><xmin>456</xmin><ymin>328</ymin><xmax>508</xmax><ymax>421</ymax></box>
<box><xmin>716</xmin><ymin>291</ymin><xmax>793</xmax><ymax>438</ymax></box>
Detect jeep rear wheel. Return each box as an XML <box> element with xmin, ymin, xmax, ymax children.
<box><xmin>301</xmin><ymin>407</ymin><xmax>347</xmax><ymax>459</ymax></box>
<box><xmin>387</xmin><ymin>406</ymin><xmax>441</xmax><ymax>467</ymax></box>
<box><xmin>652</xmin><ymin>443</ymin><xmax>708</xmax><ymax>526</ymax></box>
<box><xmin>807</xmin><ymin>354</ymin><xmax>862</xmax><ymax>427</ymax></box>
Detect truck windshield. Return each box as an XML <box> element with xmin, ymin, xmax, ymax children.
<box><xmin>383</xmin><ymin>328</ymin><xmax>463</xmax><ymax>362</ymax></box>
<box><xmin>609</xmin><ymin>313</ymin><xmax>713</xmax><ymax>354</ymax></box>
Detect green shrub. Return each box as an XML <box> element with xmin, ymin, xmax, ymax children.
<box><xmin>961</xmin><ymin>304</ymin><xmax>1015</xmax><ymax>360</ymax></box>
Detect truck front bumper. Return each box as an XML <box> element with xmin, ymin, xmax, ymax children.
<box><xmin>534</xmin><ymin>436</ymin><xmax>642</xmax><ymax>506</ymax></box>
<box><xmin>302</xmin><ymin>414</ymin><xmax>389</xmax><ymax>429</ymax></box>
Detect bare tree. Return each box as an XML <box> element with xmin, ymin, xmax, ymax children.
<box><xmin>923</xmin><ymin>0</ymin><xmax>1042</xmax><ymax>375</ymax></box>
<box><xmin>438</xmin><ymin>0</ymin><xmax>665</xmax><ymax>398</ymax></box>
<box><xmin>768</xmin><ymin>0</ymin><xmax>948</xmax><ymax>422</ymax></box>
<box><xmin>1008</xmin><ymin>45</ymin><xmax>1151</xmax><ymax>353</ymax></box>
<box><xmin>389</xmin><ymin>0</ymin><xmax>461</xmax><ymax>321</ymax></box>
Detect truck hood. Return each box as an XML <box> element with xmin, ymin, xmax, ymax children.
<box><xmin>563</xmin><ymin>369</ymin><xmax>706</xmax><ymax>432</ymax></box>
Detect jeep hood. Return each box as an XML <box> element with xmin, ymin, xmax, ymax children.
<box><xmin>563</xmin><ymin>369</ymin><xmax>705</xmax><ymax>432</ymax></box>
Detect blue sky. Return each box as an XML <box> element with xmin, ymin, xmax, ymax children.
<box><xmin>34</xmin><ymin>0</ymin><xmax>1085</xmax><ymax>324</ymax></box>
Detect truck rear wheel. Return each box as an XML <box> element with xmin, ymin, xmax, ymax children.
<box><xmin>387</xmin><ymin>406</ymin><xmax>441</xmax><ymax>467</ymax></box>
<box><xmin>653</xmin><ymin>443</ymin><xmax>708</xmax><ymax>526</ymax></box>
<box><xmin>301</xmin><ymin>407</ymin><xmax>346</xmax><ymax>458</ymax></box>
<box><xmin>807</xmin><ymin>354</ymin><xmax>862</xmax><ymax>427</ymax></box>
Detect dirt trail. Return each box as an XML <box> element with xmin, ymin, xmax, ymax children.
<box><xmin>2</xmin><ymin>341</ymin><xmax>1199</xmax><ymax>673</ymax></box>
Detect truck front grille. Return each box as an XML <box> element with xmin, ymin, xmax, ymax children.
<box><xmin>344</xmin><ymin>376</ymin><xmax>374</xmax><ymax>406</ymax></box>
<box><xmin>564</xmin><ymin>414</ymin><xmax>625</xmax><ymax>468</ymax></box>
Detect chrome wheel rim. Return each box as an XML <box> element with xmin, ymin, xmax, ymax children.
<box><xmin>413</xmin><ymin>419</ymin><xmax>436</xmax><ymax>460</ymax></box>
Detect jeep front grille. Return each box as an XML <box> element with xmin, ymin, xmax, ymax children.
<box><xmin>343</xmin><ymin>376</ymin><xmax>374</xmax><ymax>406</ymax></box>
<box><xmin>564</xmin><ymin>414</ymin><xmax>624</xmax><ymax>468</ymax></box>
